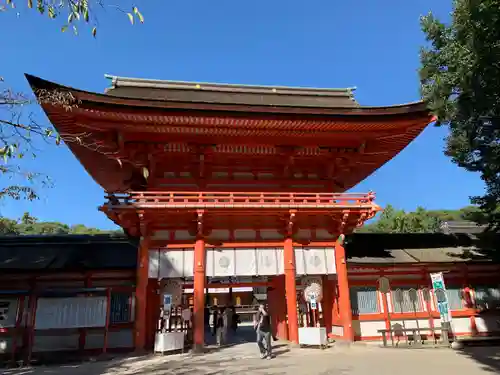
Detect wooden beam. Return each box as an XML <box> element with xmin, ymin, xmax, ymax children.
<box><xmin>153</xmin><ymin>177</ymin><xmax>334</xmax><ymax>190</ymax></box>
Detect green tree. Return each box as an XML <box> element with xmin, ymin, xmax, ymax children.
<box><xmin>19</xmin><ymin>221</ymin><xmax>71</xmax><ymax>235</ymax></box>
<box><xmin>0</xmin><ymin>217</ymin><xmax>19</xmax><ymax>235</ymax></box>
<box><xmin>20</xmin><ymin>211</ymin><xmax>37</xmax><ymax>225</ymax></box>
<box><xmin>359</xmin><ymin>204</ymin><xmax>442</xmax><ymax>233</ymax></box>
<box><xmin>0</xmin><ymin>1</ymin><xmax>144</xmax><ymax>201</ymax></box>
<box><xmin>0</xmin><ymin>0</ymin><xmax>144</xmax><ymax>36</ymax></box>
<box><xmin>0</xmin><ymin>213</ymin><xmax>122</xmax><ymax>235</ymax></box>
<box><xmin>420</xmin><ymin>0</ymin><xmax>500</xmax><ymax>230</ymax></box>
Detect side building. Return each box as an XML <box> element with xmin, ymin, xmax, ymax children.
<box><xmin>0</xmin><ymin>228</ymin><xmax>498</xmax><ymax>361</ymax></box>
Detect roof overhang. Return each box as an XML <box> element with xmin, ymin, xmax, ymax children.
<box><xmin>26</xmin><ymin>74</ymin><xmax>434</xmax><ymax>193</ymax></box>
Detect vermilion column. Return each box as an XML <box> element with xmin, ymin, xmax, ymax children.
<box><xmin>321</xmin><ymin>275</ymin><xmax>333</xmax><ymax>334</ymax></box>
<box><xmin>193</xmin><ymin>237</ymin><xmax>206</xmax><ymax>351</ymax></box>
<box><xmin>135</xmin><ymin>234</ymin><xmax>151</xmax><ymax>351</ymax></box>
<box><xmin>284</xmin><ymin>237</ymin><xmax>299</xmax><ymax>343</ymax></box>
<box><xmin>334</xmin><ymin>240</ymin><xmax>354</xmax><ymax>341</ymax></box>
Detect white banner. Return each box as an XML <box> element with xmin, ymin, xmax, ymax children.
<box><xmin>150</xmin><ymin>247</ymin><xmax>336</xmax><ymax>279</ymax></box>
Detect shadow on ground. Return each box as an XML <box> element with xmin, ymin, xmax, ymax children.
<box><xmin>456</xmin><ymin>345</ymin><xmax>500</xmax><ymax>373</ymax></box>
<box><xmin>2</xmin><ymin>327</ymin><xmax>291</xmax><ymax>375</ymax></box>
<box><xmin>2</xmin><ymin>345</ymin><xmax>291</xmax><ymax>375</ymax></box>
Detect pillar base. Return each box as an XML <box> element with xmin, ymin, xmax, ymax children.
<box><xmin>132</xmin><ymin>348</ymin><xmax>149</xmax><ymax>356</ymax></box>
<box><xmin>333</xmin><ymin>339</ymin><xmax>353</xmax><ymax>348</ymax></box>
<box><xmin>190</xmin><ymin>343</ymin><xmax>206</xmax><ymax>354</ymax></box>
<box><xmin>288</xmin><ymin>342</ymin><xmax>301</xmax><ymax>349</ymax></box>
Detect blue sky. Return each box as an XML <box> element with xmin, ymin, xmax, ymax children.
<box><xmin>0</xmin><ymin>0</ymin><xmax>485</xmax><ymax>229</ymax></box>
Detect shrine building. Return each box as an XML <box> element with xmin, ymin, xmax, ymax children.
<box><xmin>26</xmin><ymin>74</ymin><xmax>436</xmax><ymax>352</ymax></box>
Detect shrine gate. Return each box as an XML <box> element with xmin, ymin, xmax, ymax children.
<box><xmin>28</xmin><ymin>74</ymin><xmax>432</xmax><ymax>351</ymax></box>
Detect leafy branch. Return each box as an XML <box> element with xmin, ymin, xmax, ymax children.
<box><xmin>0</xmin><ymin>0</ymin><xmax>144</xmax><ymax>37</ymax></box>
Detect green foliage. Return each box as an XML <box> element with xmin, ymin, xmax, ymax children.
<box><xmin>0</xmin><ymin>2</ymin><xmax>143</xmax><ymax>201</ymax></box>
<box><xmin>420</xmin><ymin>0</ymin><xmax>500</xmax><ymax>231</ymax></box>
<box><xmin>0</xmin><ymin>0</ymin><xmax>144</xmax><ymax>37</ymax></box>
<box><xmin>0</xmin><ymin>217</ymin><xmax>20</xmax><ymax>235</ymax></box>
<box><xmin>358</xmin><ymin>204</ymin><xmax>479</xmax><ymax>233</ymax></box>
<box><xmin>0</xmin><ymin>212</ymin><xmax>122</xmax><ymax>235</ymax></box>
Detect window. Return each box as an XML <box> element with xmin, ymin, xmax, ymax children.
<box><xmin>213</xmin><ymin>297</ymin><xmax>218</xmax><ymax>306</ymax></box>
<box><xmin>391</xmin><ymin>287</ymin><xmax>423</xmax><ymax>313</ymax></box>
<box><xmin>474</xmin><ymin>286</ymin><xmax>500</xmax><ymax>310</ymax></box>
<box><xmin>350</xmin><ymin>287</ymin><xmax>379</xmax><ymax>315</ymax></box>
<box><xmin>445</xmin><ymin>287</ymin><xmax>464</xmax><ymax>310</ymax></box>
<box><xmin>235</xmin><ymin>296</ymin><xmax>242</xmax><ymax>306</ymax></box>
<box><xmin>109</xmin><ymin>293</ymin><xmax>132</xmax><ymax>324</ymax></box>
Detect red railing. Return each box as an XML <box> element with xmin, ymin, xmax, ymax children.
<box><xmin>104</xmin><ymin>191</ymin><xmax>378</xmax><ymax>210</ymax></box>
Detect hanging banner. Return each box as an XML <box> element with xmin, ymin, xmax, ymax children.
<box><xmin>430</xmin><ymin>272</ymin><xmax>452</xmax><ymax>323</ymax></box>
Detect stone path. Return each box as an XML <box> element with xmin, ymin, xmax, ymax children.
<box><xmin>3</xmin><ymin>342</ymin><xmax>499</xmax><ymax>375</ymax></box>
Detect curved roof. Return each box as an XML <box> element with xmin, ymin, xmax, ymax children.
<box><xmin>26</xmin><ymin>74</ymin><xmax>433</xmax><ymax>193</ymax></box>
<box><xmin>104</xmin><ymin>74</ymin><xmax>359</xmax><ymax>109</ymax></box>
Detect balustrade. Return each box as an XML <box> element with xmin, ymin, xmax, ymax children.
<box><xmin>104</xmin><ymin>191</ymin><xmax>377</xmax><ymax>209</ymax></box>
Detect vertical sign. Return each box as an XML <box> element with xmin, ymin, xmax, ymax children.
<box><xmin>430</xmin><ymin>272</ymin><xmax>452</xmax><ymax>323</ymax></box>
<box><xmin>310</xmin><ymin>298</ymin><xmax>317</xmax><ymax>310</ymax></box>
<box><xmin>163</xmin><ymin>294</ymin><xmax>172</xmax><ymax>311</ymax></box>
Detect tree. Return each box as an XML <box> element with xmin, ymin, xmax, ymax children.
<box><xmin>0</xmin><ymin>217</ymin><xmax>19</xmax><ymax>235</ymax></box>
<box><xmin>0</xmin><ymin>0</ymin><xmax>144</xmax><ymax>37</ymax></box>
<box><xmin>20</xmin><ymin>211</ymin><xmax>37</xmax><ymax>225</ymax></box>
<box><xmin>420</xmin><ymin>0</ymin><xmax>500</xmax><ymax>231</ymax></box>
<box><xmin>0</xmin><ymin>1</ymin><xmax>144</xmax><ymax>201</ymax></box>
<box><xmin>359</xmin><ymin>205</ymin><xmax>445</xmax><ymax>233</ymax></box>
<box><xmin>0</xmin><ymin>213</ymin><xmax>122</xmax><ymax>235</ymax></box>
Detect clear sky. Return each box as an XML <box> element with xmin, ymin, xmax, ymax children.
<box><xmin>0</xmin><ymin>0</ymin><xmax>485</xmax><ymax>229</ymax></box>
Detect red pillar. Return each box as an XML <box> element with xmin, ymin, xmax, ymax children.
<box><xmin>135</xmin><ymin>234</ymin><xmax>151</xmax><ymax>351</ymax></box>
<box><xmin>321</xmin><ymin>275</ymin><xmax>333</xmax><ymax>333</ymax></box>
<box><xmin>267</xmin><ymin>280</ymin><xmax>277</xmax><ymax>338</ymax></box>
<box><xmin>284</xmin><ymin>237</ymin><xmax>299</xmax><ymax>343</ymax></box>
<box><xmin>193</xmin><ymin>237</ymin><xmax>206</xmax><ymax>351</ymax></box>
<box><xmin>268</xmin><ymin>276</ymin><xmax>288</xmax><ymax>340</ymax></box>
<box><xmin>334</xmin><ymin>241</ymin><xmax>354</xmax><ymax>341</ymax></box>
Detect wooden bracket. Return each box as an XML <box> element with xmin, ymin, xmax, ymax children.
<box><xmin>196</xmin><ymin>210</ymin><xmax>204</xmax><ymax>238</ymax></box>
<box><xmin>338</xmin><ymin>211</ymin><xmax>350</xmax><ymax>234</ymax></box>
<box><xmin>356</xmin><ymin>212</ymin><xmax>367</xmax><ymax>228</ymax></box>
<box><xmin>138</xmin><ymin>212</ymin><xmax>151</xmax><ymax>239</ymax></box>
<box><xmin>287</xmin><ymin>210</ymin><xmax>297</xmax><ymax>236</ymax></box>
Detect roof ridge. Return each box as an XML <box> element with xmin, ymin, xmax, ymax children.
<box><xmin>104</xmin><ymin>74</ymin><xmax>357</xmax><ymax>96</ymax></box>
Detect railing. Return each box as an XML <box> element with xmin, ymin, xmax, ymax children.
<box><xmin>104</xmin><ymin>191</ymin><xmax>378</xmax><ymax>210</ymax></box>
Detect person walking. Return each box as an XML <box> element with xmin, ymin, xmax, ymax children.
<box><xmin>223</xmin><ymin>306</ymin><xmax>232</xmax><ymax>344</ymax></box>
<box><xmin>230</xmin><ymin>306</ymin><xmax>239</xmax><ymax>333</ymax></box>
<box><xmin>215</xmin><ymin>307</ymin><xmax>225</xmax><ymax>346</ymax></box>
<box><xmin>254</xmin><ymin>304</ymin><xmax>272</xmax><ymax>359</ymax></box>
<box><xmin>210</xmin><ymin>307</ymin><xmax>218</xmax><ymax>337</ymax></box>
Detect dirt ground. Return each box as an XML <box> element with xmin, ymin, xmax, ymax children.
<box><xmin>2</xmin><ymin>341</ymin><xmax>499</xmax><ymax>375</ymax></box>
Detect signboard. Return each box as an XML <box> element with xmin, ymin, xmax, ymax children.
<box><xmin>430</xmin><ymin>272</ymin><xmax>452</xmax><ymax>323</ymax></box>
<box><xmin>163</xmin><ymin>294</ymin><xmax>172</xmax><ymax>311</ymax></box>
<box><xmin>310</xmin><ymin>298</ymin><xmax>317</xmax><ymax>310</ymax></box>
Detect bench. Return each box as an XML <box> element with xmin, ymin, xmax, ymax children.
<box><xmin>378</xmin><ymin>327</ymin><xmax>450</xmax><ymax>347</ymax></box>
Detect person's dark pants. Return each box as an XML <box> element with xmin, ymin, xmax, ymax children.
<box><xmin>256</xmin><ymin>330</ymin><xmax>272</xmax><ymax>358</ymax></box>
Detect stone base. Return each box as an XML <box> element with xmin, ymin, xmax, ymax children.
<box><xmin>451</xmin><ymin>341</ymin><xmax>464</xmax><ymax>350</ymax></box>
<box><xmin>132</xmin><ymin>348</ymin><xmax>149</xmax><ymax>356</ymax></box>
<box><xmin>333</xmin><ymin>340</ymin><xmax>353</xmax><ymax>348</ymax></box>
<box><xmin>190</xmin><ymin>344</ymin><xmax>206</xmax><ymax>355</ymax></box>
